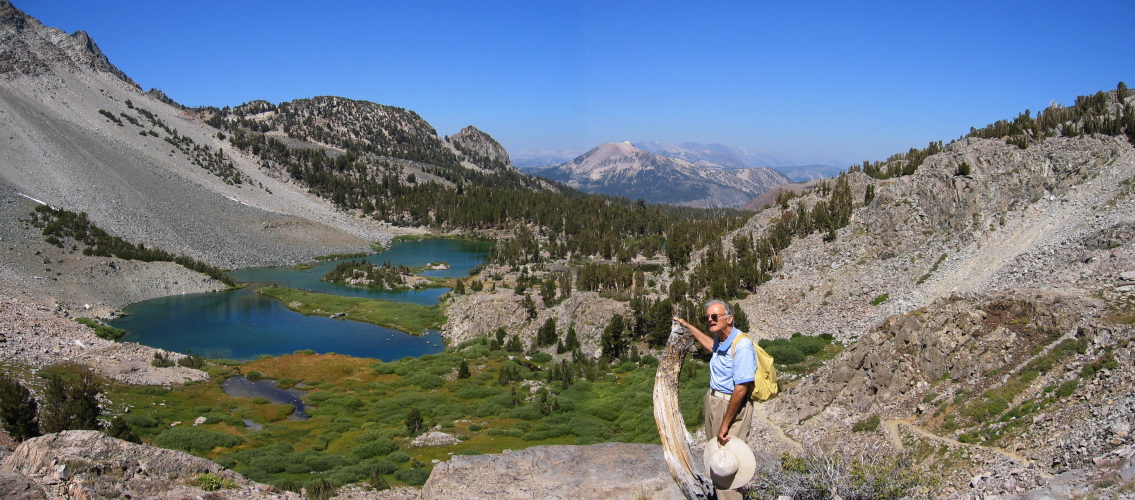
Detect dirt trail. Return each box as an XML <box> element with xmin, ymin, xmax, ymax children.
<box><xmin>883</xmin><ymin>419</ymin><xmax>1031</xmax><ymax>463</ymax></box>
<box><xmin>752</xmin><ymin>403</ymin><xmax>804</xmax><ymax>455</ymax></box>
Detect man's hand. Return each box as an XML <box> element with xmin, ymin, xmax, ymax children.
<box><xmin>716</xmin><ymin>428</ymin><xmax>731</xmax><ymax>446</ymax></box>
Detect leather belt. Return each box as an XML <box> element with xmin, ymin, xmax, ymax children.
<box><xmin>709</xmin><ymin>389</ymin><xmax>732</xmax><ymax>400</ymax></box>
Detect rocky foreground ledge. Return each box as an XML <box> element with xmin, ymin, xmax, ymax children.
<box><xmin>421</xmin><ymin>442</ymin><xmax>684</xmax><ymax>499</ymax></box>
<box><xmin>0</xmin><ymin>430</ymin><xmax>298</xmax><ymax>499</ymax></box>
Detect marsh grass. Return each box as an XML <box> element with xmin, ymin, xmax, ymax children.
<box><xmin>257</xmin><ymin>287</ymin><xmax>445</xmax><ymax>333</ymax></box>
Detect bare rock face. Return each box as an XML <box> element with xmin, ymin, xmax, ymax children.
<box><xmin>0</xmin><ymin>471</ymin><xmax>46</xmax><ymax>500</ymax></box>
<box><xmin>0</xmin><ymin>430</ymin><xmax>299</xmax><ymax>499</ymax></box>
<box><xmin>0</xmin><ymin>0</ymin><xmax>135</xmax><ymax>85</ymax></box>
<box><xmin>448</xmin><ymin>125</ymin><xmax>513</xmax><ymax>171</ymax></box>
<box><xmin>421</xmin><ymin>442</ymin><xmax>684</xmax><ymax>499</ymax></box>
<box><xmin>770</xmin><ymin>291</ymin><xmax>1092</xmax><ymax>424</ymax></box>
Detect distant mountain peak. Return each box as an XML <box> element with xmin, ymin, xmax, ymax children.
<box><xmin>533</xmin><ymin>141</ymin><xmax>788</xmax><ymax>207</ymax></box>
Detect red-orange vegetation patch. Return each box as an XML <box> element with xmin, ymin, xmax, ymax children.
<box><xmin>243</xmin><ymin>353</ymin><xmax>377</xmax><ymax>383</ymax></box>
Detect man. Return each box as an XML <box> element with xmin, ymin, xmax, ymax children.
<box><xmin>675</xmin><ymin>300</ymin><xmax>757</xmax><ymax>499</ymax></box>
<box><xmin>674</xmin><ymin>299</ymin><xmax>756</xmax><ymax>456</ymax></box>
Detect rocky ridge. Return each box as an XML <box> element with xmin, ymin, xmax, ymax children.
<box><xmin>0</xmin><ymin>1</ymin><xmax>393</xmax><ymax>275</ymax></box>
<box><xmin>712</xmin><ymin>100</ymin><xmax>1135</xmax><ymax>496</ymax></box>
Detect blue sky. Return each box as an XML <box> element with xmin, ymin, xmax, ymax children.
<box><xmin>17</xmin><ymin>0</ymin><xmax>1133</xmax><ymax>166</ymax></box>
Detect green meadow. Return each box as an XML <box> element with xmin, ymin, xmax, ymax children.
<box><xmin>104</xmin><ymin>341</ymin><xmax>711</xmax><ymax>492</ymax></box>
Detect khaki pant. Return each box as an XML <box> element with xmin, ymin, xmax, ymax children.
<box><xmin>703</xmin><ymin>390</ymin><xmax>753</xmax><ymax>442</ymax></box>
<box><xmin>703</xmin><ymin>390</ymin><xmax>753</xmax><ymax>500</ymax></box>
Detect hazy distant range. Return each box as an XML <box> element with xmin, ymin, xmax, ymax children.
<box><xmin>511</xmin><ymin>142</ymin><xmax>846</xmax><ymax>183</ymax></box>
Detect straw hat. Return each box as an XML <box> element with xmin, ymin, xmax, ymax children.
<box><xmin>702</xmin><ymin>437</ymin><xmax>756</xmax><ymax>490</ymax></box>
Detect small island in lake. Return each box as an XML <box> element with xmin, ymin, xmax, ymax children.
<box><xmin>322</xmin><ymin>259</ymin><xmax>445</xmax><ymax>290</ymax></box>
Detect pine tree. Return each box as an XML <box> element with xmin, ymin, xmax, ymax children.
<box><xmin>537</xmin><ymin>318</ymin><xmax>558</xmax><ymax>347</ymax></box>
<box><xmin>505</xmin><ymin>335</ymin><xmax>523</xmax><ymax>353</ymax></box>
<box><xmin>732</xmin><ymin>302</ymin><xmax>750</xmax><ymax>332</ymax></box>
<box><xmin>405</xmin><ymin>408</ymin><xmax>424</xmax><ymax>436</ymax></box>
<box><xmin>540</xmin><ymin>275</ymin><xmax>557</xmax><ymax>305</ymax></box>
<box><xmin>564</xmin><ymin>323</ymin><xmax>580</xmax><ymax>351</ymax></box>
<box><xmin>457</xmin><ymin>359</ymin><xmax>471</xmax><ymax>379</ymax></box>
<box><xmin>600</xmin><ymin>315</ymin><xmax>627</xmax><ymax>360</ymax></box>
<box><xmin>0</xmin><ymin>373</ymin><xmax>40</xmax><ymax>442</ymax></box>
<box><xmin>520</xmin><ymin>294</ymin><xmax>537</xmax><ymax>320</ymax></box>
<box><xmin>39</xmin><ymin>373</ymin><xmax>101</xmax><ymax>433</ymax></box>
<box><xmin>106</xmin><ymin>416</ymin><xmax>140</xmax><ymax>443</ymax></box>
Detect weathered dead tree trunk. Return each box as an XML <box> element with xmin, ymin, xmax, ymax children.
<box><xmin>654</xmin><ymin>321</ymin><xmax>716</xmax><ymax>499</ymax></box>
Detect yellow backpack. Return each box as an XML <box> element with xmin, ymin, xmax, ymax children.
<box><xmin>730</xmin><ymin>332</ymin><xmax>779</xmax><ymax>401</ymax></box>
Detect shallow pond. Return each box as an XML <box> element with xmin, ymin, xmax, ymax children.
<box><xmin>221</xmin><ymin>375</ymin><xmax>308</xmax><ymax>420</ymax></box>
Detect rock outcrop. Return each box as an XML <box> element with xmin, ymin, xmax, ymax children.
<box><xmin>448</xmin><ymin>125</ymin><xmax>513</xmax><ymax>172</ymax></box>
<box><xmin>0</xmin><ymin>430</ymin><xmax>299</xmax><ymax>499</ymax></box>
<box><xmin>421</xmin><ymin>443</ymin><xmax>684</xmax><ymax>499</ymax></box>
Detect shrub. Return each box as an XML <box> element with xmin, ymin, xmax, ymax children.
<box><xmin>369</xmin><ymin>472</ymin><xmax>390</xmax><ymax>491</ymax></box>
<box><xmin>75</xmin><ymin>317</ymin><xmax>126</xmax><ymax>340</ymax></box>
<box><xmin>506</xmin><ymin>405</ymin><xmax>544</xmax><ymax>421</ymax></box>
<box><xmin>351</xmin><ymin>438</ymin><xmax>398</xmax><ymax>460</ymax></box>
<box><xmin>486</xmin><ymin>428</ymin><xmax>522</xmax><ymax>437</ymax></box>
<box><xmin>245</xmin><ymin>371</ymin><xmax>262</xmax><ymax>381</ymax></box>
<box><xmin>763</xmin><ymin>345</ymin><xmax>805</xmax><ymax>365</ymax></box>
<box><xmin>871</xmin><ymin>293</ymin><xmax>889</xmax><ymax>306</ymax></box>
<box><xmin>156</xmin><ymin>427</ymin><xmax>243</xmax><ymax>453</ymax></box>
<box><xmin>304</xmin><ymin>478</ymin><xmax>337</xmax><ymax>500</ymax></box>
<box><xmin>178</xmin><ymin>351</ymin><xmax>206</xmax><ymax>369</ymax></box>
<box><xmin>355</xmin><ymin>429</ymin><xmax>391</xmax><ymax>443</ymax></box>
<box><xmin>852</xmin><ymin>415</ymin><xmax>881</xmax><ymax>432</ymax></box>
<box><xmin>394</xmin><ymin>467</ymin><xmax>431</xmax><ymax>486</ymax></box>
<box><xmin>1055</xmin><ymin>379</ymin><xmax>1079</xmax><ymax>398</ymax></box>
<box><xmin>195</xmin><ymin>473</ymin><xmax>238</xmax><ymax>491</ymax></box>
<box><xmin>455</xmin><ymin>385</ymin><xmax>504</xmax><ymax>400</ymax></box>
<box><xmin>789</xmin><ymin>336</ymin><xmax>826</xmax><ymax>355</ymax></box>
<box><xmin>304</xmin><ymin>454</ymin><xmax>347</xmax><ymax>472</ymax></box>
<box><xmin>275</xmin><ymin>377</ymin><xmax>297</xmax><ymax>389</ymax></box>
<box><xmin>151</xmin><ymin>352</ymin><xmax>174</xmax><ymax>367</ymax></box>
<box><xmin>387</xmin><ymin>451</ymin><xmax>410</xmax><ymax>463</ymax></box>
<box><xmin>530</xmin><ymin>352</ymin><xmax>553</xmax><ymax>363</ymax></box>
<box><xmin>275</xmin><ymin>478</ymin><xmax>302</xmax><ymax>493</ymax></box>
<box><xmin>408</xmin><ymin>373</ymin><xmax>443</xmax><ymax>390</ymax></box>
<box><xmin>754</xmin><ymin>451</ymin><xmax>933</xmax><ymax>500</ymax></box>
<box><xmin>122</xmin><ymin>414</ymin><xmax>157</xmax><ymax>428</ymax></box>
<box><xmin>202</xmin><ymin>412</ymin><xmax>244</xmax><ymax>426</ymax></box>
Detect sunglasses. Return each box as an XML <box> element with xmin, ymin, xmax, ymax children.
<box><xmin>704</xmin><ymin>313</ymin><xmax>731</xmax><ymax>323</ymax></box>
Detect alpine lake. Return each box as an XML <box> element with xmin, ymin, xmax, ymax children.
<box><xmin>109</xmin><ymin>238</ymin><xmax>493</xmax><ymax>361</ymax></box>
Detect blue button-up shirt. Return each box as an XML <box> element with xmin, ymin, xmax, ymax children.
<box><xmin>709</xmin><ymin>327</ymin><xmax>757</xmax><ymax>393</ymax></box>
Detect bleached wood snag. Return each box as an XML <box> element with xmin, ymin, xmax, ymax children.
<box><xmin>653</xmin><ymin>321</ymin><xmax>716</xmax><ymax>499</ymax></box>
